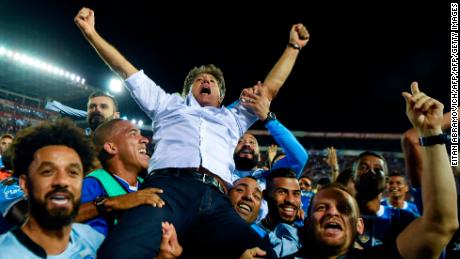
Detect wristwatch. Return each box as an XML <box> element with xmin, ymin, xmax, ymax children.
<box><xmin>419</xmin><ymin>133</ymin><xmax>450</xmax><ymax>146</ymax></box>
<box><xmin>94</xmin><ymin>196</ymin><xmax>107</xmax><ymax>215</ymax></box>
<box><xmin>263</xmin><ymin>112</ymin><xmax>277</xmax><ymax>125</ymax></box>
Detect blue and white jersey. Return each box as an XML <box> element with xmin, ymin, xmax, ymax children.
<box><xmin>0</xmin><ymin>223</ymin><xmax>104</xmax><ymax>259</ymax></box>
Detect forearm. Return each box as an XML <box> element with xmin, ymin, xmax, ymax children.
<box><xmin>75</xmin><ymin>202</ymin><xmax>100</xmax><ymax>222</ymax></box>
<box><xmin>263</xmin><ymin>46</ymin><xmax>300</xmax><ymax>101</ymax></box>
<box><xmin>84</xmin><ymin>30</ymin><xmax>138</xmax><ymax>79</ymax></box>
<box><xmin>420</xmin><ymin>137</ymin><xmax>458</xmax><ymax>231</ymax></box>
<box><xmin>267</xmin><ymin>120</ymin><xmax>308</xmax><ymax>175</ymax></box>
<box><xmin>401</xmin><ymin>128</ymin><xmax>423</xmax><ymax>187</ymax></box>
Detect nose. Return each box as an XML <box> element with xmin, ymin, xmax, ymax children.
<box><xmin>140</xmin><ymin>136</ymin><xmax>149</xmax><ymax>144</ymax></box>
<box><xmin>51</xmin><ymin>170</ymin><xmax>70</xmax><ymax>188</ymax></box>
<box><xmin>326</xmin><ymin>205</ymin><xmax>340</xmax><ymax>216</ymax></box>
<box><xmin>242</xmin><ymin>190</ymin><xmax>254</xmax><ymax>202</ymax></box>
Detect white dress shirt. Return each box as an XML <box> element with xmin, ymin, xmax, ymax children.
<box><xmin>125</xmin><ymin>70</ymin><xmax>258</xmax><ymax>185</ymax></box>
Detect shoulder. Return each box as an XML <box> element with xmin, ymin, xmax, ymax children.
<box><xmin>0</xmin><ymin>231</ymin><xmax>36</xmax><ymax>258</ymax></box>
<box><xmin>72</xmin><ymin>223</ymin><xmax>105</xmax><ymax>247</ymax></box>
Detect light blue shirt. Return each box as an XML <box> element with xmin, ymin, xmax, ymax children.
<box><xmin>0</xmin><ymin>223</ymin><xmax>104</xmax><ymax>259</ymax></box>
<box><xmin>125</xmin><ymin>70</ymin><xmax>258</xmax><ymax>185</ymax></box>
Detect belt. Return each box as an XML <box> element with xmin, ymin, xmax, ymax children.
<box><xmin>151</xmin><ymin>167</ymin><xmax>228</xmax><ymax>194</ymax></box>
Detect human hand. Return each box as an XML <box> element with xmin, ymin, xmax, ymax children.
<box><xmin>240</xmin><ymin>82</ymin><xmax>271</xmax><ymax>120</ymax></box>
<box><xmin>239</xmin><ymin>247</ymin><xmax>267</xmax><ymax>259</ymax></box>
<box><xmin>267</xmin><ymin>144</ymin><xmax>278</xmax><ymax>165</ymax></box>
<box><xmin>402</xmin><ymin>82</ymin><xmax>444</xmax><ymax>136</ymax></box>
<box><xmin>324</xmin><ymin>147</ymin><xmax>339</xmax><ymax>172</ymax></box>
<box><xmin>107</xmin><ymin>187</ymin><xmax>165</xmax><ymax>211</ymax></box>
<box><xmin>74</xmin><ymin>7</ymin><xmax>96</xmax><ymax>37</ymax></box>
<box><xmin>289</xmin><ymin>23</ymin><xmax>310</xmax><ymax>49</ymax></box>
<box><xmin>156</xmin><ymin>222</ymin><xmax>183</xmax><ymax>259</ymax></box>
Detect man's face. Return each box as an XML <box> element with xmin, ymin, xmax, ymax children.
<box><xmin>266</xmin><ymin>177</ymin><xmax>301</xmax><ymax>224</ymax></box>
<box><xmin>387</xmin><ymin>176</ymin><xmax>408</xmax><ymax>199</ymax></box>
<box><xmin>354</xmin><ymin>155</ymin><xmax>386</xmax><ymax>200</ymax></box>
<box><xmin>0</xmin><ymin>137</ymin><xmax>13</xmax><ymax>154</ymax></box>
<box><xmin>19</xmin><ymin>145</ymin><xmax>83</xmax><ymax>229</ymax></box>
<box><xmin>310</xmin><ymin>188</ymin><xmax>363</xmax><ymax>254</ymax></box>
<box><xmin>87</xmin><ymin>96</ymin><xmax>119</xmax><ymax>131</ymax></box>
<box><xmin>191</xmin><ymin>73</ymin><xmax>222</xmax><ymax>107</ymax></box>
<box><xmin>112</xmin><ymin>121</ymin><xmax>150</xmax><ymax>172</ymax></box>
<box><xmin>299</xmin><ymin>177</ymin><xmax>312</xmax><ymax>192</ymax></box>
<box><xmin>233</xmin><ymin>134</ymin><xmax>260</xmax><ymax>171</ymax></box>
<box><xmin>229</xmin><ymin>177</ymin><xmax>262</xmax><ymax>224</ymax></box>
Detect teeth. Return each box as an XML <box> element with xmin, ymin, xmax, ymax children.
<box><xmin>50</xmin><ymin>197</ymin><xmax>69</xmax><ymax>205</ymax></box>
<box><xmin>283</xmin><ymin>207</ymin><xmax>294</xmax><ymax>212</ymax></box>
<box><xmin>139</xmin><ymin>148</ymin><xmax>146</xmax><ymax>154</ymax></box>
<box><xmin>238</xmin><ymin>204</ymin><xmax>251</xmax><ymax>212</ymax></box>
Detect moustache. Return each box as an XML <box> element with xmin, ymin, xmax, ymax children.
<box><xmin>45</xmin><ymin>187</ymin><xmax>74</xmax><ymax>200</ymax></box>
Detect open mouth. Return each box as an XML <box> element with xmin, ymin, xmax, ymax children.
<box><xmin>237</xmin><ymin>202</ymin><xmax>253</xmax><ymax>214</ymax></box>
<box><xmin>200</xmin><ymin>86</ymin><xmax>211</xmax><ymax>95</ymax></box>
<box><xmin>324</xmin><ymin>221</ymin><xmax>343</xmax><ymax>233</ymax></box>
<box><xmin>239</xmin><ymin>147</ymin><xmax>253</xmax><ymax>156</ymax></box>
<box><xmin>48</xmin><ymin>192</ymin><xmax>71</xmax><ymax>206</ymax></box>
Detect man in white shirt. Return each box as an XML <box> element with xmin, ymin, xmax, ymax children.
<box><xmin>75</xmin><ymin>7</ymin><xmax>309</xmax><ymax>258</ymax></box>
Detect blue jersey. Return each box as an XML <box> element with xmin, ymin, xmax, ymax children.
<box><xmin>0</xmin><ymin>223</ymin><xmax>104</xmax><ymax>259</ymax></box>
<box><xmin>81</xmin><ymin>174</ymin><xmax>140</xmax><ymax>236</ymax></box>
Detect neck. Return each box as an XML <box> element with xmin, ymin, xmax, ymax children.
<box><xmin>21</xmin><ymin>216</ymin><xmax>72</xmax><ymax>255</ymax></box>
<box><xmin>389</xmin><ymin>196</ymin><xmax>405</xmax><ymax>208</ymax></box>
<box><xmin>361</xmin><ymin>195</ymin><xmax>382</xmax><ymax>215</ymax></box>
<box><xmin>107</xmin><ymin>163</ymin><xmax>139</xmax><ymax>186</ymax></box>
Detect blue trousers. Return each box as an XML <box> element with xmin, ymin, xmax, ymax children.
<box><xmin>97</xmin><ymin>170</ymin><xmax>275</xmax><ymax>258</ymax></box>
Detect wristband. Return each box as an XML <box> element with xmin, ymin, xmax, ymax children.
<box><xmin>419</xmin><ymin>133</ymin><xmax>449</xmax><ymax>146</ymax></box>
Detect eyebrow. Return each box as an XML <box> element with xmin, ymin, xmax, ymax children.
<box><xmin>36</xmin><ymin>161</ymin><xmax>82</xmax><ymax>171</ymax></box>
<box><xmin>235</xmin><ymin>183</ymin><xmax>262</xmax><ymax>195</ymax></box>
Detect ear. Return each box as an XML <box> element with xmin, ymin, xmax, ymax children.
<box><xmin>356</xmin><ymin>217</ymin><xmax>364</xmax><ymax>235</ymax></box>
<box><xmin>113</xmin><ymin>112</ymin><xmax>120</xmax><ymax>119</ymax></box>
<box><xmin>103</xmin><ymin>142</ymin><xmax>117</xmax><ymax>155</ymax></box>
<box><xmin>19</xmin><ymin>174</ymin><xmax>29</xmax><ymax>197</ymax></box>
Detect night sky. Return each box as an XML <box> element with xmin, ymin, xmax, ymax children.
<box><xmin>0</xmin><ymin>1</ymin><xmax>452</xmax><ymax>135</ymax></box>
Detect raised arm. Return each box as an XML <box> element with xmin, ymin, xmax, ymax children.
<box><xmin>74</xmin><ymin>7</ymin><xmax>138</xmax><ymax>79</ymax></box>
<box><xmin>263</xmin><ymin>24</ymin><xmax>310</xmax><ymax>101</ymax></box>
<box><xmin>397</xmin><ymin>82</ymin><xmax>458</xmax><ymax>258</ymax></box>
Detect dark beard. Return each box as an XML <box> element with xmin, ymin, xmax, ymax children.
<box><xmin>87</xmin><ymin>112</ymin><xmax>106</xmax><ymax>131</ymax></box>
<box><xmin>355</xmin><ymin>170</ymin><xmax>386</xmax><ymax>203</ymax></box>
<box><xmin>234</xmin><ymin>152</ymin><xmax>259</xmax><ymax>171</ymax></box>
<box><xmin>28</xmin><ymin>184</ymin><xmax>80</xmax><ymax>230</ymax></box>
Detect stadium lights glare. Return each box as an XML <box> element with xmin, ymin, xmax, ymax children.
<box><xmin>109</xmin><ymin>78</ymin><xmax>123</xmax><ymax>93</ymax></box>
<box><xmin>121</xmin><ymin>116</ymin><xmax>145</xmax><ymax>127</ymax></box>
<box><xmin>0</xmin><ymin>45</ymin><xmax>85</xmax><ymax>85</ymax></box>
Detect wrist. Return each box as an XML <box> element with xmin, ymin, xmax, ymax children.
<box><xmin>262</xmin><ymin>112</ymin><xmax>277</xmax><ymax>125</ymax></box>
<box><xmin>417</xmin><ymin>127</ymin><xmax>443</xmax><ymax>137</ymax></box>
<box><xmin>287</xmin><ymin>42</ymin><xmax>301</xmax><ymax>51</ymax></box>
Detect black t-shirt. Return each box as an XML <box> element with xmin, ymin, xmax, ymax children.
<box><xmin>290</xmin><ymin>237</ymin><xmax>402</xmax><ymax>259</ymax></box>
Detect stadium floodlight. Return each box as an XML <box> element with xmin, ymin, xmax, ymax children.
<box><xmin>131</xmin><ymin>119</ymin><xmax>137</xmax><ymax>125</ymax></box>
<box><xmin>138</xmin><ymin>120</ymin><xmax>144</xmax><ymax>127</ymax></box>
<box><xmin>122</xmin><ymin>116</ymin><xmax>128</xmax><ymax>120</ymax></box>
<box><xmin>109</xmin><ymin>77</ymin><xmax>123</xmax><ymax>93</ymax></box>
<box><xmin>0</xmin><ymin>46</ymin><xmax>86</xmax><ymax>85</ymax></box>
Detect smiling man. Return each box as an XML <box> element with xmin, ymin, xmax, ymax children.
<box><xmin>76</xmin><ymin>119</ymin><xmax>164</xmax><ymax>236</ymax></box>
<box><xmin>75</xmin><ymin>6</ymin><xmax>309</xmax><ymax>258</ymax></box>
<box><xmin>255</xmin><ymin>168</ymin><xmax>303</xmax><ymax>257</ymax></box>
<box><xmin>229</xmin><ymin>176</ymin><xmax>263</xmax><ymax>224</ymax></box>
<box><xmin>0</xmin><ymin>119</ymin><xmax>104</xmax><ymax>258</ymax></box>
